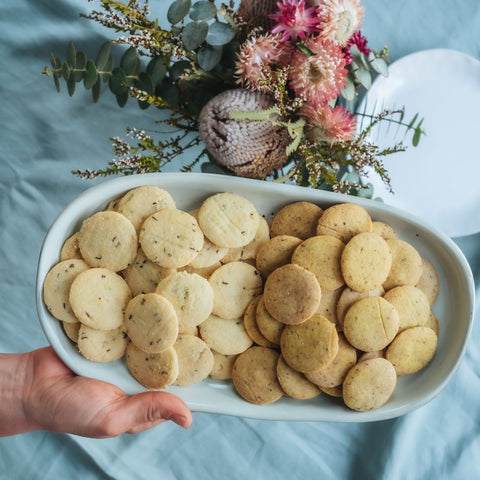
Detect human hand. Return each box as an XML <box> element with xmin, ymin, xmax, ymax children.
<box><xmin>1</xmin><ymin>346</ymin><xmax>192</xmax><ymax>438</ymax></box>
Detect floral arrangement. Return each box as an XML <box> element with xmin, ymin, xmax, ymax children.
<box><xmin>43</xmin><ymin>0</ymin><xmax>424</xmax><ymax>196</ymax></box>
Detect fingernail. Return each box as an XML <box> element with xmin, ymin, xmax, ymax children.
<box><xmin>168</xmin><ymin>414</ymin><xmax>189</xmax><ymax>429</ymax></box>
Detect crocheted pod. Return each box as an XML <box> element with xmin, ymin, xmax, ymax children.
<box><xmin>236</xmin><ymin>0</ymin><xmax>277</xmax><ymax>31</ymax></box>
<box><xmin>199</xmin><ymin>89</ymin><xmax>291</xmax><ymax>178</ymax></box>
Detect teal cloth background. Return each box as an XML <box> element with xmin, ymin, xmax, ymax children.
<box><xmin>1</xmin><ymin>1</ymin><xmax>479</xmax><ymax>478</ymax></box>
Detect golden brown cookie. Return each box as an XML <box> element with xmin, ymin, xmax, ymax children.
<box><xmin>255</xmin><ymin>296</ymin><xmax>284</xmax><ymax>345</ymax></box>
<box><xmin>62</xmin><ymin>321</ymin><xmax>80</xmax><ymax>343</ymax></box>
<box><xmin>342</xmin><ymin>358</ymin><xmax>397</xmax><ymax>411</ymax></box>
<box><xmin>270</xmin><ymin>201</ymin><xmax>323</xmax><ymax>240</ymax></box>
<box><xmin>276</xmin><ymin>354</ymin><xmax>321</xmax><ymax>400</ymax></box>
<box><xmin>263</xmin><ymin>263</ymin><xmax>321</xmax><ymax>325</ymax></box>
<box><xmin>60</xmin><ymin>233</ymin><xmax>83</xmax><ymax>261</ymax></box>
<box><xmin>316</xmin><ymin>203</ymin><xmax>372</xmax><ymax>243</ymax></box>
<box><xmin>315</xmin><ymin>286</ymin><xmax>343</xmax><ymax>327</ymax></box>
<box><xmin>425</xmin><ymin>310</ymin><xmax>440</xmax><ymax>335</ymax></box>
<box><xmin>280</xmin><ymin>314</ymin><xmax>339</xmax><ymax>373</ymax></box>
<box><xmin>243</xmin><ymin>296</ymin><xmax>277</xmax><ymax>348</ymax></box>
<box><xmin>291</xmin><ymin>235</ymin><xmax>345</xmax><ymax>291</ymax></box>
<box><xmin>341</xmin><ymin>232</ymin><xmax>392</xmax><ymax>293</ymax></box>
<box><xmin>415</xmin><ymin>258</ymin><xmax>440</xmax><ymax>305</ymax></box>
<box><xmin>371</xmin><ymin>221</ymin><xmax>398</xmax><ymax>240</ymax></box>
<box><xmin>209</xmin><ymin>351</ymin><xmax>238</xmax><ymax>380</ymax></box>
<box><xmin>255</xmin><ymin>235</ymin><xmax>303</xmax><ymax>278</ymax></box>
<box><xmin>383</xmin><ymin>238</ymin><xmax>423</xmax><ymax>290</ymax></box>
<box><xmin>232</xmin><ymin>346</ymin><xmax>284</xmax><ymax>404</ymax></box>
<box><xmin>77</xmin><ymin>324</ymin><xmax>128</xmax><ymax>362</ymax></box>
<box><xmin>238</xmin><ymin>215</ymin><xmax>270</xmax><ymax>261</ymax></box>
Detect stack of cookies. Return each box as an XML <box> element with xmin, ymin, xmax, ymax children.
<box><xmin>43</xmin><ymin>185</ymin><xmax>440</xmax><ymax>413</ymax></box>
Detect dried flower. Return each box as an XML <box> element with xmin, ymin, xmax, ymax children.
<box><xmin>289</xmin><ymin>37</ymin><xmax>347</xmax><ymax>104</ymax></box>
<box><xmin>343</xmin><ymin>30</ymin><xmax>370</xmax><ymax>64</ymax></box>
<box><xmin>317</xmin><ymin>0</ymin><xmax>364</xmax><ymax>46</ymax></box>
<box><xmin>269</xmin><ymin>0</ymin><xmax>320</xmax><ymax>43</ymax></box>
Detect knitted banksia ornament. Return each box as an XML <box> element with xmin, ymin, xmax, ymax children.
<box><xmin>199</xmin><ymin>89</ymin><xmax>291</xmax><ymax>178</ymax></box>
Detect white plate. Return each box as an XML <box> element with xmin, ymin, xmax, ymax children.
<box><xmin>357</xmin><ymin>49</ymin><xmax>480</xmax><ymax>238</ymax></box>
<box><xmin>36</xmin><ymin>173</ymin><xmax>475</xmax><ymax>422</ymax></box>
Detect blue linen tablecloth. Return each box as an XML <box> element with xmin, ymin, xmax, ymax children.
<box><xmin>1</xmin><ymin>0</ymin><xmax>479</xmax><ymax>478</ymax></box>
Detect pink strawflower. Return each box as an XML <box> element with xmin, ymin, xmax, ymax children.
<box><xmin>235</xmin><ymin>34</ymin><xmax>283</xmax><ymax>89</ymax></box>
<box><xmin>301</xmin><ymin>102</ymin><xmax>357</xmax><ymax>142</ymax></box>
<box><xmin>343</xmin><ymin>30</ymin><xmax>370</xmax><ymax>64</ymax></box>
<box><xmin>289</xmin><ymin>37</ymin><xmax>347</xmax><ymax>104</ymax></box>
<box><xmin>269</xmin><ymin>0</ymin><xmax>320</xmax><ymax>43</ymax></box>
<box><xmin>317</xmin><ymin>0</ymin><xmax>364</xmax><ymax>46</ymax></box>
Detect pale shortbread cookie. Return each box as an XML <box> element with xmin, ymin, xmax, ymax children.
<box><xmin>198</xmin><ymin>192</ymin><xmax>260</xmax><ymax>248</ymax></box>
<box><xmin>280</xmin><ymin>314</ymin><xmax>339</xmax><ymax>374</ymax></box>
<box><xmin>124</xmin><ymin>293</ymin><xmax>178</xmax><ymax>354</ymax></box>
<box><xmin>78</xmin><ymin>211</ymin><xmax>138</xmax><ymax>272</ymax></box>
<box><xmin>277</xmin><ymin>354</ymin><xmax>321</xmax><ymax>400</ymax></box>
<box><xmin>426</xmin><ymin>310</ymin><xmax>440</xmax><ymax>335</ymax></box>
<box><xmin>255</xmin><ymin>235</ymin><xmax>302</xmax><ymax>278</ymax></box>
<box><xmin>415</xmin><ymin>258</ymin><xmax>440</xmax><ymax>305</ymax></box>
<box><xmin>305</xmin><ymin>333</ymin><xmax>357</xmax><ymax>388</ymax></box>
<box><xmin>343</xmin><ymin>296</ymin><xmax>399</xmax><ymax>352</ymax></box>
<box><xmin>270</xmin><ymin>201</ymin><xmax>323</xmax><ymax>240</ymax></box>
<box><xmin>105</xmin><ymin>198</ymin><xmax>120</xmax><ymax>211</ymax></box>
<box><xmin>78</xmin><ymin>324</ymin><xmax>128</xmax><ymax>362</ymax></box>
<box><xmin>320</xmin><ymin>385</ymin><xmax>343</xmax><ymax>398</ymax></box>
<box><xmin>173</xmin><ymin>334</ymin><xmax>214</xmax><ymax>386</ymax></box>
<box><xmin>199</xmin><ymin>315</ymin><xmax>253</xmax><ymax>355</ymax></box>
<box><xmin>383</xmin><ymin>285</ymin><xmax>430</xmax><ymax>332</ymax></box>
<box><xmin>60</xmin><ymin>233</ymin><xmax>83</xmax><ymax>261</ymax></box>
<box><xmin>291</xmin><ymin>235</ymin><xmax>345</xmax><ymax>291</ymax></box>
<box><xmin>383</xmin><ymin>238</ymin><xmax>423</xmax><ymax>290</ymax></box>
<box><xmin>209</xmin><ymin>351</ymin><xmax>238</xmax><ymax>380</ymax></box>
<box><xmin>140</xmin><ymin>209</ymin><xmax>204</xmax><ymax>268</ymax></box>
<box><xmin>371</xmin><ymin>221</ymin><xmax>398</xmax><ymax>240</ymax></box>
<box><xmin>187</xmin><ymin>210</ymin><xmax>228</xmax><ymax>268</ymax></box>
<box><xmin>316</xmin><ymin>286</ymin><xmax>343</xmax><ymax>327</ymax></box>
<box><xmin>316</xmin><ymin>203</ymin><xmax>372</xmax><ymax>243</ymax></box>
<box><xmin>116</xmin><ymin>185</ymin><xmax>175</xmax><ymax>233</ymax></box>
<box><xmin>341</xmin><ymin>232</ymin><xmax>392</xmax><ymax>293</ymax></box>
<box><xmin>179</xmin><ymin>261</ymin><xmax>222</xmax><ymax>279</ymax></box>
<box><xmin>126</xmin><ymin>342</ymin><xmax>179</xmax><ymax>390</ymax></box>
<box><xmin>263</xmin><ymin>263</ymin><xmax>321</xmax><ymax>325</ymax></box>
<box><xmin>70</xmin><ymin>268</ymin><xmax>132</xmax><ymax>330</ymax></box>
<box><xmin>256</xmin><ymin>296</ymin><xmax>284</xmax><ymax>346</ymax></box>
<box><xmin>208</xmin><ymin>261</ymin><xmax>263</xmax><ymax>319</ymax></box>
<box><xmin>156</xmin><ymin>271</ymin><xmax>214</xmax><ymax>332</ymax></box>
<box><xmin>123</xmin><ymin>248</ymin><xmax>176</xmax><ymax>296</ymax></box>
<box><xmin>232</xmin><ymin>346</ymin><xmax>284</xmax><ymax>404</ymax></box>
<box><xmin>343</xmin><ymin>358</ymin><xmax>397</xmax><ymax>412</ymax></box>
<box><xmin>62</xmin><ymin>321</ymin><xmax>80</xmax><ymax>343</ymax></box>
<box><xmin>243</xmin><ymin>296</ymin><xmax>276</xmax><ymax>348</ymax></box>
<box><xmin>358</xmin><ymin>349</ymin><xmax>386</xmax><ymax>362</ymax></box>
<box><xmin>386</xmin><ymin>326</ymin><xmax>438</xmax><ymax>376</ymax></box>
<box><xmin>43</xmin><ymin>259</ymin><xmax>90</xmax><ymax>323</ymax></box>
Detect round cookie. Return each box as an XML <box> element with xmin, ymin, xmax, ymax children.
<box><xmin>343</xmin><ymin>358</ymin><xmax>397</xmax><ymax>412</ymax></box>
<box><xmin>358</xmin><ymin>349</ymin><xmax>386</xmax><ymax>362</ymax></box>
<box><xmin>280</xmin><ymin>314</ymin><xmax>339</xmax><ymax>374</ymax></box>
<box><xmin>78</xmin><ymin>211</ymin><xmax>138</xmax><ymax>272</ymax></box>
<box><xmin>69</xmin><ymin>267</ymin><xmax>132</xmax><ymax>330</ymax></box>
<box><xmin>316</xmin><ymin>286</ymin><xmax>343</xmax><ymax>327</ymax></box>
<box><xmin>276</xmin><ymin>354</ymin><xmax>321</xmax><ymax>400</ymax></box>
<box><xmin>269</xmin><ymin>201</ymin><xmax>323</xmax><ymax>240</ymax></box>
<box><xmin>198</xmin><ymin>192</ymin><xmax>260</xmax><ymax>248</ymax></box>
<box><xmin>60</xmin><ymin>233</ymin><xmax>83</xmax><ymax>261</ymax></box>
<box><xmin>415</xmin><ymin>258</ymin><xmax>440</xmax><ymax>305</ymax></box>
<box><xmin>316</xmin><ymin>203</ymin><xmax>372</xmax><ymax>243</ymax></box>
<box><xmin>263</xmin><ymin>263</ymin><xmax>321</xmax><ymax>325</ymax></box>
<box><xmin>139</xmin><ymin>209</ymin><xmax>204</xmax><ymax>268</ymax></box>
<box><xmin>341</xmin><ymin>232</ymin><xmax>392</xmax><ymax>293</ymax></box>
<box><xmin>156</xmin><ymin>271</ymin><xmax>214</xmax><ymax>332</ymax></box>
<box><xmin>383</xmin><ymin>238</ymin><xmax>423</xmax><ymax>290</ymax></box>
<box><xmin>199</xmin><ymin>315</ymin><xmax>253</xmax><ymax>355</ymax></box>
<box><xmin>371</xmin><ymin>221</ymin><xmax>398</xmax><ymax>240</ymax></box>
<box><xmin>78</xmin><ymin>324</ymin><xmax>128</xmax><ymax>362</ymax></box>
<box><xmin>179</xmin><ymin>261</ymin><xmax>222</xmax><ymax>279</ymax></box>
<box><xmin>305</xmin><ymin>333</ymin><xmax>357</xmax><ymax>388</ymax></box>
<box><xmin>256</xmin><ymin>296</ymin><xmax>284</xmax><ymax>345</ymax></box>
<box><xmin>43</xmin><ymin>259</ymin><xmax>90</xmax><ymax>323</ymax></box>
<box><xmin>173</xmin><ymin>334</ymin><xmax>214</xmax><ymax>386</ymax></box>
<box><xmin>385</xmin><ymin>326</ymin><xmax>438</xmax><ymax>376</ymax></box>
<box><xmin>123</xmin><ymin>248</ymin><xmax>176</xmax><ymax>296</ymax></box>
<box><xmin>209</xmin><ymin>351</ymin><xmax>238</xmax><ymax>380</ymax></box>
<box><xmin>124</xmin><ymin>293</ymin><xmax>178</xmax><ymax>354</ymax></box>
<box><xmin>320</xmin><ymin>385</ymin><xmax>343</xmax><ymax>398</ymax></box>
<box><xmin>232</xmin><ymin>346</ymin><xmax>284</xmax><ymax>405</ymax></box>
<box><xmin>238</xmin><ymin>215</ymin><xmax>270</xmax><ymax>261</ymax></box>
<box><xmin>343</xmin><ymin>296</ymin><xmax>399</xmax><ymax>352</ymax></box>
<box><xmin>126</xmin><ymin>342</ymin><xmax>179</xmax><ymax>390</ymax></box>
<box><xmin>243</xmin><ymin>296</ymin><xmax>277</xmax><ymax>348</ymax></box>
<box><xmin>291</xmin><ymin>235</ymin><xmax>345</xmax><ymax>291</ymax></box>
<box><xmin>208</xmin><ymin>261</ymin><xmax>263</xmax><ymax>320</ymax></box>
<box><xmin>426</xmin><ymin>310</ymin><xmax>440</xmax><ymax>335</ymax></box>
<box><xmin>62</xmin><ymin>321</ymin><xmax>80</xmax><ymax>343</ymax></box>
<box><xmin>116</xmin><ymin>185</ymin><xmax>175</xmax><ymax>233</ymax></box>
<box><xmin>383</xmin><ymin>285</ymin><xmax>430</xmax><ymax>332</ymax></box>
<box><xmin>255</xmin><ymin>235</ymin><xmax>303</xmax><ymax>278</ymax></box>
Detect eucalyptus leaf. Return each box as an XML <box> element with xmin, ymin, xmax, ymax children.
<box><xmin>340</xmin><ymin>77</ymin><xmax>355</xmax><ymax>101</ymax></box>
<box><xmin>197</xmin><ymin>44</ymin><xmax>223</xmax><ymax>71</ymax></box>
<box><xmin>109</xmin><ymin>67</ymin><xmax>127</xmax><ymax>95</ymax></box>
<box><xmin>135</xmin><ymin>72</ymin><xmax>154</xmax><ymax>110</ymax></box>
<box><xmin>156</xmin><ymin>77</ymin><xmax>179</xmax><ymax>108</ymax></box>
<box><xmin>102</xmin><ymin>54</ymin><xmax>114</xmax><ymax>82</ymax></box>
<box><xmin>190</xmin><ymin>1</ymin><xmax>216</xmax><ymax>21</ymax></box>
<box><xmin>95</xmin><ymin>41</ymin><xmax>112</xmax><ymax>71</ymax></box>
<box><xmin>170</xmin><ymin>60</ymin><xmax>192</xmax><ymax>81</ymax></box>
<box><xmin>74</xmin><ymin>51</ymin><xmax>87</xmax><ymax>82</ymax></box>
<box><xmin>182</xmin><ymin>21</ymin><xmax>208</xmax><ymax>50</ymax></box>
<box><xmin>201</xmin><ymin>161</ymin><xmax>234</xmax><ymax>175</ymax></box>
<box><xmin>116</xmin><ymin>90</ymin><xmax>129</xmax><ymax>107</ymax></box>
<box><xmin>120</xmin><ymin>46</ymin><xmax>140</xmax><ymax>76</ymax></box>
<box><xmin>368</xmin><ymin>52</ymin><xmax>389</xmax><ymax>77</ymax></box>
<box><xmin>53</xmin><ymin>72</ymin><xmax>61</xmax><ymax>93</ymax></box>
<box><xmin>353</xmin><ymin>65</ymin><xmax>372</xmax><ymax>89</ymax></box>
<box><xmin>147</xmin><ymin>56</ymin><xmax>167</xmax><ymax>86</ymax></box>
<box><xmin>167</xmin><ymin>0</ymin><xmax>192</xmax><ymax>24</ymax></box>
<box><xmin>206</xmin><ymin>21</ymin><xmax>234</xmax><ymax>46</ymax></box>
<box><xmin>92</xmin><ymin>78</ymin><xmax>102</xmax><ymax>103</ymax></box>
<box><xmin>67</xmin><ymin>75</ymin><xmax>76</xmax><ymax>97</ymax></box>
<box><xmin>62</xmin><ymin>62</ymin><xmax>70</xmax><ymax>81</ymax></box>
<box><xmin>84</xmin><ymin>60</ymin><xmax>98</xmax><ymax>89</ymax></box>
<box><xmin>358</xmin><ymin>182</ymin><xmax>374</xmax><ymax>199</ymax></box>
<box><xmin>66</xmin><ymin>41</ymin><xmax>76</xmax><ymax>69</ymax></box>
